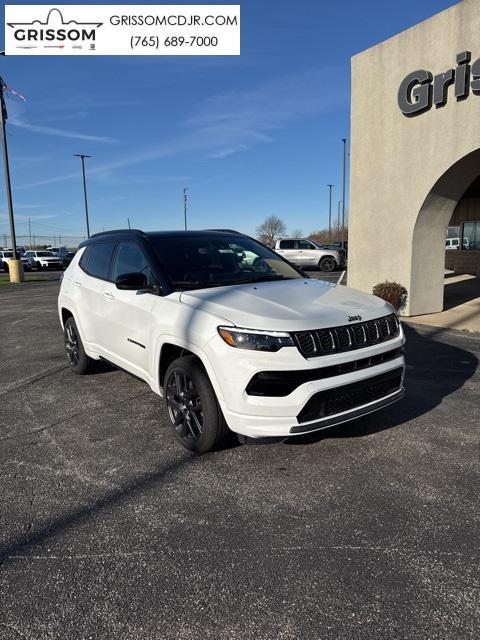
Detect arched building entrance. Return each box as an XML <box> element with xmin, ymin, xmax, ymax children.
<box><xmin>348</xmin><ymin>0</ymin><xmax>480</xmax><ymax>316</ymax></box>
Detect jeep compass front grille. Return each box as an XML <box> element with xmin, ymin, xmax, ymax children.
<box><xmin>292</xmin><ymin>314</ymin><xmax>399</xmax><ymax>358</ymax></box>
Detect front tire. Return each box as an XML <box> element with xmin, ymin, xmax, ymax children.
<box><xmin>319</xmin><ymin>256</ymin><xmax>337</xmax><ymax>272</ymax></box>
<box><xmin>164</xmin><ymin>356</ymin><xmax>229</xmax><ymax>453</ymax></box>
<box><xmin>64</xmin><ymin>317</ymin><xmax>93</xmax><ymax>375</ymax></box>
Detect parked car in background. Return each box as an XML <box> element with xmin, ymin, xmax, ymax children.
<box><xmin>445</xmin><ymin>237</ymin><xmax>469</xmax><ymax>250</ymax></box>
<box><xmin>330</xmin><ymin>240</ymin><xmax>348</xmax><ymax>257</ymax></box>
<box><xmin>60</xmin><ymin>251</ymin><xmax>76</xmax><ymax>269</ymax></box>
<box><xmin>24</xmin><ymin>250</ymin><xmax>62</xmax><ymax>270</ymax></box>
<box><xmin>274</xmin><ymin>238</ymin><xmax>346</xmax><ymax>272</ymax></box>
<box><xmin>0</xmin><ymin>250</ymin><xmax>31</xmax><ymax>272</ymax></box>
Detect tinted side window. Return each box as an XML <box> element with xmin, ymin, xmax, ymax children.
<box><xmin>279</xmin><ymin>240</ymin><xmax>295</xmax><ymax>249</ymax></box>
<box><xmin>298</xmin><ymin>240</ymin><xmax>314</xmax><ymax>250</ymax></box>
<box><xmin>112</xmin><ymin>242</ymin><xmax>154</xmax><ymax>287</ymax></box>
<box><xmin>82</xmin><ymin>242</ymin><xmax>115</xmax><ymax>280</ymax></box>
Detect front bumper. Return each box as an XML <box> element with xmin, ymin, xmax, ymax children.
<box><xmin>205</xmin><ymin>327</ymin><xmax>405</xmax><ymax>438</ymax></box>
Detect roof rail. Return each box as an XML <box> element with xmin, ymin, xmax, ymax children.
<box><xmin>89</xmin><ymin>229</ymin><xmax>146</xmax><ymax>239</ymax></box>
<box><xmin>205</xmin><ymin>228</ymin><xmax>242</xmax><ymax>234</ymax></box>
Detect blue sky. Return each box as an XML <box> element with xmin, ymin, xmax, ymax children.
<box><xmin>0</xmin><ymin>0</ymin><xmax>456</xmax><ymax>242</ymax></box>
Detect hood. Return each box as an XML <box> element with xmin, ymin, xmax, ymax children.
<box><xmin>179</xmin><ymin>279</ymin><xmax>392</xmax><ymax>332</ymax></box>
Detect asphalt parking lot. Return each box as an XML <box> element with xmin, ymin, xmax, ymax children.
<box><xmin>0</xmin><ymin>281</ymin><xmax>479</xmax><ymax>639</ymax></box>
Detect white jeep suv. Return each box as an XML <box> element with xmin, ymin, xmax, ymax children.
<box><xmin>24</xmin><ymin>250</ymin><xmax>62</xmax><ymax>270</ymax></box>
<box><xmin>58</xmin><ymin>229</ymin><xmax>405</xmax><ymax>453</ymax></box>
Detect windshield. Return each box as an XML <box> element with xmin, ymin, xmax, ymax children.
<box><xmin>3</xmin><ymin>252</ymin><xmax>13</xmax><ymax>258</ymax></box>
<box><xmin>151</xmin><ymin>234</ymin><xmax>304</xmax><ymax>291</ymax></box>
<box><xmin>36</xmin><ymin>251</ymin><xmax>55</xmax><ymax>257</ymax></box>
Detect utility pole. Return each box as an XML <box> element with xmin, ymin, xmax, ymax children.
<box><xmin>341</xmin><ymin>138</ymin><xmax>347</xmax><ymax>249</ymax></box>
<box><xmin>127</xmin><ymin>217</ymin><xmax>131</xmax><ymax>229</ymax></box>
<box><xmin>28</xmin><ymin>216</ymin><xmax>32</xmax><ymax>249</ymax></box>
<box><xmin>183</xmin><ymin>187</ymin><xmax>188</xmax><ymax>230</ymax></box>
<box><xmin>337</xmin><ymin>200</ymin><xmax>342</xmax><ymax>240</ymax></box>
<box><xmin>327</xmin><ymin>184</ymin><xmax>334</xmax><ymax>242</ymax></box>
<box><xmin>74</xmin><ymin>154</ymin><xmax>91</xmax><ymax>238</ymax></box>
<box><xmin>0</xmin><ymin>68</ymin><xmax>22</xmax><ymax>281</ymax></box>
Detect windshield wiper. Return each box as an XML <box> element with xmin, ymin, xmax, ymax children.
<box><xmin>229</xmin><ymin>275</ymin><xmax>291</xmax><ymax>285</ymax></box>
<box><xmin>172</xmin><ymin>275</ymin><xmax>293</xmax><ymax>290</ymax></box>
<box><xmin>171</xmin><ymin>281</ymin><xmax>232</xmax><ymax>290</ymax></box>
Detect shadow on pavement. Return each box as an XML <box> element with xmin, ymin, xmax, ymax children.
<box><xmin>443</xmin><ymin>276</ymin><xmax>480</xmax><ymax>311</ymax></box>
<box><xmin>0</xmin><ymin>454</ymin><xmax>197</xmax><ymax>565</ymax></box>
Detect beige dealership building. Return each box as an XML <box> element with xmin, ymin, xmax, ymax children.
<box><xmin>349</xmin><ymin>0</ymin><xmax>480</xmax><ymax>316</ymax></box>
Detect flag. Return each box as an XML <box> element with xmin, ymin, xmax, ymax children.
<box><xmin>0</xmin><ymin>77</ymin><xmax>8</xmax><ymax>122</ymax></box>
<box><xmin>0</xmin><ymin>76</ymin><xmax>26</xmax><ymax>122</ymax></box>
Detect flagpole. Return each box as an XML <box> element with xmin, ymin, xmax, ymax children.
<box><xmin>0</xmin><ymin>66</ymin><xmax>23</xmax><ymax>282</ymax></box>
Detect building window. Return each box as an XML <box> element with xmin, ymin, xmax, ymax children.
<box><xmin>463</xmin><ymin>221</ymin><xmax>480</xmax><ymax>250</ymax></box>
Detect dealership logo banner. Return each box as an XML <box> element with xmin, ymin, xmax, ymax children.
<box><xmin>5</xmin><ymin>5</ymin><xmax>240</xmax><ymax>55</ymax></box>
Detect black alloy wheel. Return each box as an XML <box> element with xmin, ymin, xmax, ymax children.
<box><xmin>166</xmin><ymin>369</ymin><xmax>204</xmax><ymax>444</ymax></box>
<box><xmin>65</xmin><ymin>321</ymin><xmax>80</xmax><ymax>367</ymax></box>
<box><xmin>164</xmin><ymin>356</ymin><xmax>229</xmax><ymax>453</ymax></box>
<box><xmin>63</xmin><ymin>316</ymin><xmax>93</xmax><ymax>374</ymax></box>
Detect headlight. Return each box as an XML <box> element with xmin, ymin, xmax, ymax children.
<box><xmin>218</xmin><ymin>326</ymin><xmax>294</xmax><ymax>352</ymax></box>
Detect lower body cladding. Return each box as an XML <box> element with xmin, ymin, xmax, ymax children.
<box><xmin>205</xmin><ymin>332</ymin><xmax>405</xmax><ymax>438</ymax></box>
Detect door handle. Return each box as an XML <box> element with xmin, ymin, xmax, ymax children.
<box><xmin>73</xmin><ymin>280</ymin><xmax>82</xmax><ymax>287</ymax></box>
<box><xmin>103</xmin><ymin>292</ymin><xmax>115</xmax><ymax>300</ymax></box>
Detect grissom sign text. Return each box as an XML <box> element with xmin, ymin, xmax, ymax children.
<box><xmin>5</xmin><ymin>5</ymin><xmax>240</xmax><ymax>56</ymax></box>
<box><xmin>398</xmin><ymin>51</ymin><xmax>480</xmax><ymax>116</ymax></box>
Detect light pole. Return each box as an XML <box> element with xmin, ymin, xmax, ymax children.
<box><xmin>183</xmin><ymin>187</ymin><xmax>188</xmax><ymax>230</ymax></box>
<box><xmin>337</xmin><ymin>200</ymin><xmax>342</xmax><ymax>240</ymax></box>
<box><xmin>0</xmin><ymin>63</ymin><xmax>23</xmax><ymax>281</ymax></box>
<box><xmin>341</xmin><ymin>138</ymin><xmax>347</xmax><ymax>249</ymax></box>
<box><xmin>327</xmin><ymin>184</ymin><xmax>334</xmax><ymax>242</ymax></box>
<box><xmin>74</xmin><ymin>154</ymin><xmax>91</xmax><ymax>238</ymax></box>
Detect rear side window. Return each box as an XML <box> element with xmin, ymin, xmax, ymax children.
<box><xmin>80</xmin><ymin>242</ymin><xmax>116</xmax><ymax>280</ymax></box>
<box><xmin>279</xmin><ymin>240</ymin><xmax>295</xmax><ymax>249</ymax></box>
<box><xmin>298</xmin><ymin>240</ymin><xmax>314</xmax><ymax>250</ymax></box>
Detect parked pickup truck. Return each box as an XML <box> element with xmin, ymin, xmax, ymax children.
<box><xmin>274</xmin><ymin>238</ymin><xmax>345</xmax><ymax>271</ymax></box>
<box><xmin>58</xmin><ymin>229</ymin><xmax>405</xmax><ymax>454</ymax></box>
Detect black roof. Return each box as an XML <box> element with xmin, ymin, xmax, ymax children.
<box><xmin>87</xmin><ymin>228</ymin><xmax>244</xmax><ymax>243</ymax></box>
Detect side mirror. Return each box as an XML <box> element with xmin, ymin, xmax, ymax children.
<box><xmin>115</xmin><ymin>272</ymin><xmax>147</xmax><ymax>290</ymax></box>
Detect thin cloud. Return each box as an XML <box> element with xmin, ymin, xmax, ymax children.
<box><xmin>187</xmin><ymin>67</ymin><xmax>343</xmax><ymax>156</ymax></box>
<box><xmin>10</xmin><ymin>119</ymin><xmax>119</xmax><ymax>143</ymax></box>
<box><xmin>16</xmin><ymin>67</ymin><xmax>342</xmax><ymax>189</ymax></box>
<box><xmin>4</xmin><ymin>97</ymin><xmax>119</xmax><ymax>143</ymax></box>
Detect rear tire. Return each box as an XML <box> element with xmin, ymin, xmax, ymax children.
<box><xmin>164</xmin><ymin>355</ymin><xmax>229</xmax><ymax>454</ymax></box>
<box><xmin>64</xmin><ymin>317</ymin><xmax>93</xmax><ymax>375</ymax></box>
<box><xmin>319</xmin><ymin>256</ymin><xmax>337</xmax><ymax>272</ymax></box>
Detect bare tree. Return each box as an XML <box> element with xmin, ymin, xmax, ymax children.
<box><xmin>309</xmin><ymin>225</ymin><xmax>348</xmax><ymax>245</ymax></box>
<box><xmin>256</xmin><ymin>215</ymin><xmax>287</xmax><ymax>247</ymax></box>
<box><xmin>290</xmin><ymin>228</ymin><xmax>303</xmax><ymax>238</ymax></box>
